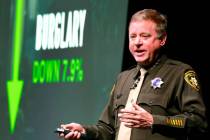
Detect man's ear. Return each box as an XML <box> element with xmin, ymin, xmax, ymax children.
<box><xmin>160</xmin><ymin>35</ymin><xmax>167</xmax><ymax>46</ymax></box>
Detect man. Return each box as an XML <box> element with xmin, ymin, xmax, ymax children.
<box><xmin>59</xmin><ymin>9</ymin><xmax>207</xmax><ymax>140</ymax></box>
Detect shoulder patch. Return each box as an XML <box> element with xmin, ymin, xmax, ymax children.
<box><xmin>184</xmin><ymin>70</ymin><xmax>200</xmax><ymax>91</ymax></box>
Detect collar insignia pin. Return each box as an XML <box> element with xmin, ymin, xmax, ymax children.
<box><xmin>151</xmin><ymin>77</ymin><xmax>164</xmax><ymax>89</ymax></box>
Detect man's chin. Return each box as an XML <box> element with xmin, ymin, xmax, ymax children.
<box><xmin>135</xmin><ymin>58</ymin><xmax>146</xmax><ymax>63</ymax></box>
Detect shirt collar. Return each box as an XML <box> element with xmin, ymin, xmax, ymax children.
<box><xmin>133</xmin><ymin>54</ymin><xmax>168</xmax><ymax>79</ymax></box>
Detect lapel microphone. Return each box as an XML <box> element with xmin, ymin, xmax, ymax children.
<box><xmin>130</xmin><ymin>67</ymin><xmax>141</xmax><ymax>89</ymax></box>
<box><xmin>130</xmin><ymin>77</ymin><xmax>140</xmax><ymax>89</ymax></box>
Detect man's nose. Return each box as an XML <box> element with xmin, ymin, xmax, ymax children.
<box><xmin>134</xmin><ymin>37</ymin><xmax>143</xmax><ymax>45</ymax></box>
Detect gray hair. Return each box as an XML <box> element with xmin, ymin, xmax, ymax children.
<box><xmin>129</xmin><ymin>9</ymin><xmax>167</xmax><ymax>39</ymax></box>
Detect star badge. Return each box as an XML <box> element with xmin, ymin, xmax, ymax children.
<box><xmin>151</xmin><ymin>77</ymin><xmax>164</xmax><ymax>89</ymax></box>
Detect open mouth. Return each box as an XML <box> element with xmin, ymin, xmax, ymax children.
<box><xmin>135</xmin><ymin>50</ymin><xmax>146</xmax><ymax>56</ymax></box>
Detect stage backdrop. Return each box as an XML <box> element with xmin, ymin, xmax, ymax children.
<box><xmin>0</xmin><ymin>0</ymin><xmax>128</xmax><ymax>139</ymax></box>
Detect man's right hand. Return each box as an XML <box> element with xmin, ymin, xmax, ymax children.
<box><xmin>59</xmin><ymin>123</ymin><xmax>86</xmax><ymax>139</ymax></box>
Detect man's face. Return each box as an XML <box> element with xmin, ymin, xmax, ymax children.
<box><xmin>129</xmin><ymin>20</ymin><xmax>166</xmax><ymax>66</ymax></box>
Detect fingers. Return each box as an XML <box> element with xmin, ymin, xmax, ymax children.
<box><xmin>132</xmin><ymin>103</ymin><xmax>145</xmax><ymax>112</ymax></box>
<box><xmin>118</xmin><ymin>108</ymin><xmax>140</xmax><ymax>120</ymax></box>
<box><xmin>120</xmin><ymin>118</ymin><xmax>139</xmax><ymax>126</ymax></box>
<box><xmin>119</xmin><ymin>104</ymin><xmax>145</xmax><ymax>115</ymax></box>
<box><xmin>59</xmin><ymin>123</ymin><xmax>85</xmax><ymax>139</ymax></box>
<box><xmin>122</xmin><ymin>118</ymin><xmax>150</xmax><ymax>128</ymax></box>
<box><xmin>132</xmin><ymin>103</ymin><xmax>141</xmax><ymax>110</ymax></box>
<box><xmin>60</xmin><ymin>124</ymin><xmax>71</xmax><ymax>130</ymax></box>
<box><xmin>118</xmin><ymin>105</ymin><xmax>153</xmax><ymax>128</ymax></box>
<box><xmin>119</xmin><ymin>108</ymin><xmax>136</xmax><ymax>115</ymax></box>
<box><xmin>60</xmin><ymin>123</ymin><xmax>78</xmax><ymax>131</ymax></box>
<box><xmin>59</xmin><ymin>133</ymin><xmax>65</xmax><ymax>137</ymax></box>
<box><xmin>65</xmin><ymin>131</ymin><xmax>81</xmax><ymax>139</ymax></box>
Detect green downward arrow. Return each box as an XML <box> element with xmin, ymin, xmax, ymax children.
<box><xmin>6</xmin><ymin>0</ymin><xmax>25</xmax><ymax>134</ymax></box>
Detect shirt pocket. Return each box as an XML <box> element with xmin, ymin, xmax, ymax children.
<box><xmin>137</xmin><ymin>93</ymin><xmax>169</xmax><ymax>115</ymax></box>
<box><xmin>112</xmin><ymin>92</ymin><xmax>127</xmax><ymax>130</ymax></box>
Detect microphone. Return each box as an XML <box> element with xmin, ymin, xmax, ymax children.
<box><xmin>130</xmin><ymin>77</ymin><xmax>140</xmax><ymax>89</ymax></box>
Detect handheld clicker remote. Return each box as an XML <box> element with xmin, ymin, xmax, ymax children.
<box><xmin>54</xmin><ymin>127</ymin><xmax>70</xmax><ymax>135</ymax></box>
